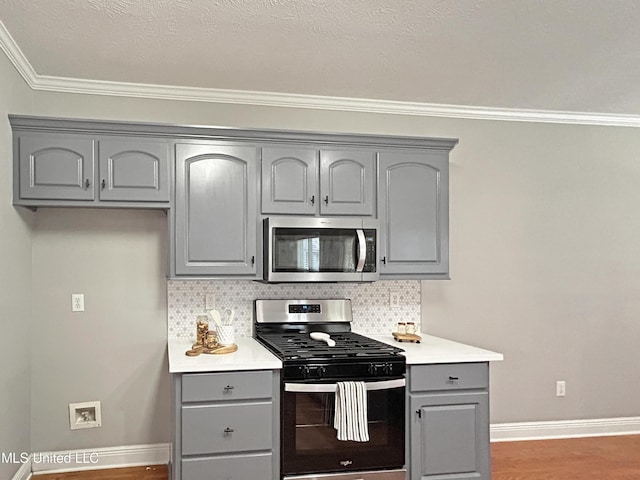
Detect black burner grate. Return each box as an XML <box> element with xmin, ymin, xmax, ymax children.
<box><xmin>257</xmin><ymin>331</ymin><xmax>404</xmax><ymax>361</ymax></box>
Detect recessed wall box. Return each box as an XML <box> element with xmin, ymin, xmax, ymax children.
<box><xmin>69</xmin><ymin>401</ymin><xmax>102</xmax><ymax>430</ymax></box>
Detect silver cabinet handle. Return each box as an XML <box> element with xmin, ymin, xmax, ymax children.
<box><xmin>310</xmin><ymin>195</ymin><xmax>315</xmax><ymax>205</ymax></box>
<box><xmin>324</xmin><ymin>195</ymin><xmax>329</xmax><ymax>205</ymax></box>
<box><xmin>223</xmin><ymin>385</ymin><xmax>234</xmax><ymax>391</ymax></box>
<box><xmin>285</xmin><ymin>378</ymin><xmax>405</xmax><ymax>393</ymax></box>
<box><xmin>224</xmin><ymin>427</ymin><xmax>234</xmax><ymax>434</ymax></box>
<box><xmin>101</xmin><ymin>179</ymin><xmax>106</xmax><ymax>190</ymax></box>
<box><xmin>84</xmin><ymin>179</ymin><xmax>90</xmax><ymax>189</ymax></box>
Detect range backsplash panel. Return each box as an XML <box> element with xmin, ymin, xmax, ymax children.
<box><xmin>167</xmin><ymin>280</ymin><xmax>420</xmax><ymax>340</ymax></box>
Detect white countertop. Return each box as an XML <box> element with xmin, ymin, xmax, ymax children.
<box><xmin>168</xmin><ymin>337</ymin><xmax>282</xmax><ymax>373</ymax></box>
<box><xmin>168</xmin><ymin>334</ymin><xmax>502</xmax><ymax>373</ymax></box>
<box><xmin>368</xmin><ymin>333</ymin><xmax>504</xmax><ymax>365</ymax></box>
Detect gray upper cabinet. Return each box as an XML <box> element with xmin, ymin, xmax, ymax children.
<box><xmin>261</xmin><ymin>146</ymin><xmax>318</xmax><ymax>215</ymax></box>
<box><xmin>319</xmin><ymin>150</ymin><xmax>375</xmax><ymax>216</ymax></box>
<box><xmin>378</xmin><ymin>150</ymin><xmax>449</xmax><ymax>278</ymax></box>
<box><xmin>174</xmin><ymin>142</ymin><xmax>258</xmax><ymax>277</ymax></box>
<box><xmin>11</xmin><ymin>115</ymin><xmax>458</xmax><ymax>280</ymax></box>
<box><xmin>13</xmin><ymin>128</ymin><xmax>169</xmax><ymax>208</ymax></box>
<box><xmin>261</xmin><ymin>146</ymin><xmax>375</xmax><ymax>216</ymax></box>
<box><xmin>98</xmin><ymin>138</ymin><xmax>170</xmax><ymax>202</ymax></box>
<box><xmin>17</xmin><ymin>132</ymin><xmax>95</xmax><ymax>201</ymax></box>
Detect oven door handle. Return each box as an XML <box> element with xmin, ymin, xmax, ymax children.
<box><xmin>355</xmin><ymin>228</ymin><xmax>366</xmax><ymax>273</ymax></box>
<box><xmin>284</xmin><ymin>378</ymin><xmax>405</xmax><ymax>393</ymax></box>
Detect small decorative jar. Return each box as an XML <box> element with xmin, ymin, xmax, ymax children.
<box><xmin>196</xmin><ymin>315</ymin><xmax>209</xmax><ymax>346</ymax></box>
<box><xmin>205</xmin><ymin>330</ymin><xmax>219</xmax><ymax>349</ymax></box>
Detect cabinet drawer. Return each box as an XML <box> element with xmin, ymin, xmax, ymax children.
<box><xmin>410</xmin><ymin>363</ymin><xmax>488</xmax><ymax>392</ymax></box>
<box><xmin>182</xmin><ymin>371</ymin><xmax>272</xmax><ymax>402</ymax></box>
<box><xmin>181</xmin><ymin>452</ymin><xmax>272</xmax><ymax>480</ymax></box>
<box><xmin>182</xmin><ymin>402</ymin><xmax>272</xmax><ymax>455</ymax></box>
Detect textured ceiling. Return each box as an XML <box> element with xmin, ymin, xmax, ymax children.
<box><xmin>2</xmin><ymin>0</ymin><xmax>640</xmax><ymax>116</ymax></box>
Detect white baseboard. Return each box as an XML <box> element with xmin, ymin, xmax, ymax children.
<box><xmin>10</xmin><ymin>459</ymin><xmax>31</xmax><ymax>480</ymax></box>
<box><xmin>15</xmin><ymin>417</ymin><xmax>640</xmax><ymax>477</ymax></box>
<box><xmin>491</xmin><ymin>416</ymin><xmax>640</xmax><ymax>442</ymax></box>
<box><xmin>30</xmin><ymin>443</ymin><xmax>171</xmax><ymax>475</ymax></box>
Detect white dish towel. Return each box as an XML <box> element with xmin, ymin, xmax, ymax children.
<box><xmin>334</xmin><ymin>381</ymin><xmax>370</xmax><ymax>442</ymax></box>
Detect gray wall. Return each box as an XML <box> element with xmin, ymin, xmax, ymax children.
<box><xmin>3</xmin><ymin>46</ymin><xmax>640</xmax><ymax>455</ymax></box>
<box><xmin>30</xmin><ymin>208</ymin><xmax>169</xmax><ymax>451</ymax></box>
<box><xmin>0</xmin><ymin>48</ymin><xmax>33</xmax><ymax>477</ymax></box>
<box><xmin>422</xmin><ymin>120</ymin><xmax>640</xmax><ymax>423</ymax></box>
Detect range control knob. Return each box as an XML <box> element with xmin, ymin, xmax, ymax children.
<box><xmin>317</xmin><ymin>366</ymin><xmax>327</xmax><ymax>378</ymax></box>
<box><xmin>299</xmin><ymin>366</ymin><xmax>310</xmax><ymax>379</ymax></box>
<box><xmin>368</xmin><ymin>363</ymin><xmax>394</xmax><ymax>376</ymax></box>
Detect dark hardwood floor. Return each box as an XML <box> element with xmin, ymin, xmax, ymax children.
<box><xmin>30</xmin><ymin>435</ymin><xmax>640</xmax><ymax>479</ymax></box>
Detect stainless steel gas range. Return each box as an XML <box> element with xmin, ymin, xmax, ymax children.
<box><xmin>254</xmin><ymin>299</ymin><xmax>407</xmax><ymax>480</ymax></box>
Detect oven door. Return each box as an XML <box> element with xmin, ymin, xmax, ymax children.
<box><xmin>282</xmin><ymin>378</ymin><xmax>405</xmax><ymax>477</ymax></box>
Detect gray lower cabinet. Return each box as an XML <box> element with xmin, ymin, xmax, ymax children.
<box><xmin>409</xmin><ymin>363</ymin><xmax>490</xmax><ymax>480</ymax></box>
<box><xmin>378</xmin><ymin>150</ymin><xmax>449</xmax><ymax>278</ymax></box>
<box><xmin>14</xmin><ymin>131</ymin><xmax>170</xmax><ymax>207</ymax></box>
<box><xmin>172</xmin><ymin>370</ymin><xmax>279</xmax><ymax>480</ymax></box>
<box><xmin>174</xmin><ymin>142</ymin><xmax>258</xmax><ymax>277</ymax></box>
<box><xmin>261</xmin><ymin>146</ymin><xmax>376</xmax><ymax>216</ymax></box>
<box><xmin>181</xmin><ymin>453</ymin><xmax>273</xmax><ymax>480</ymax></box>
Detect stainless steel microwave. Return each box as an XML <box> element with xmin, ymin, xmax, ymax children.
<box><xmin>263</xmin><ymin>217</ymin><xmax>379</xmax><ymax>282</ymax></box>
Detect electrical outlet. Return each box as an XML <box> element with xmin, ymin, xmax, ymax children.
<box><xmin>556</xmin><ymin>380</ymin><xmax>566</xmax><ymax>397</ymax></box>
<box><xmin>71</xmin><ymin>294</ymin><xmax>85</xmax><ymax>312</ymax></box>
<box><xmin>205</xmin><ymin>293</ymin><xmax>216</xmax><ymax>310</ymax></box>
<box><xmin>389</xmin><ymin>291</ymin><xmax>401</xmax><ymax>307</ymax></box>
<box><xmin>69</xmin><ymin>401</ymin><xmax>101</xmax><ymax>430</ymax></box>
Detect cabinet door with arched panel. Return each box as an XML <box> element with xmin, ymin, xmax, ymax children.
<box><xmin>261</xmin><ymin>146</ymin><xmax>318</xmax><ymax>215</ymax></box>
<box><xmin>98</xmin><ymin>138</ymin><xmax>169</xmax><ymax>202</ymax></box>
<box><xmin>319</xmin><ymin>150</ymin><xmax>376</xmax><ymax>216</ymax></box>
<box><xmin>17</xmin><ymin>132</ymin><xmax>95</xmax><ymax>201</ymax></box>
<box><xmin>378</xmin><ymin>150</ymin><xmax>449</xmax><ymax>278</ymax></box>
<box><xmin>174</xmin><ymin>142</ymin><xmax>258</xmax><ymax>277</ymax></box>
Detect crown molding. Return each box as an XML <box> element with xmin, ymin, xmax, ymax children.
<box><xmin>3</xmin><ymin>20</ymin><xmax>640</xmax><ymax>128</ymax></box>
<box><xmin>0</xmin><ymin>19</ymin><xmax>37</xmax><ymax>88</ymax></box>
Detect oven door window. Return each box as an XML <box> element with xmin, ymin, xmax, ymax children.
<box><xmin>282</xmin><ymin>383</ymin><xmax>405</xmax><ymax>475</ymax></box>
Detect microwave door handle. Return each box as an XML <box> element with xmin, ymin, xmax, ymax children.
<box><xmin>355</xmin><ymin>229</ymin><xmax>366</xmax><ymax>273</ymax></box>
<box><xmin>284</xmin><ymin>378</ymin><xmax>406</xmax><ymax>393</ymax></box>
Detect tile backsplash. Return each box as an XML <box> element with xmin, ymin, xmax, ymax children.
<box><xmin>167</xmin><ymin>280</ymin><xmax>420</xmax><ymax>340</ymax></box>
